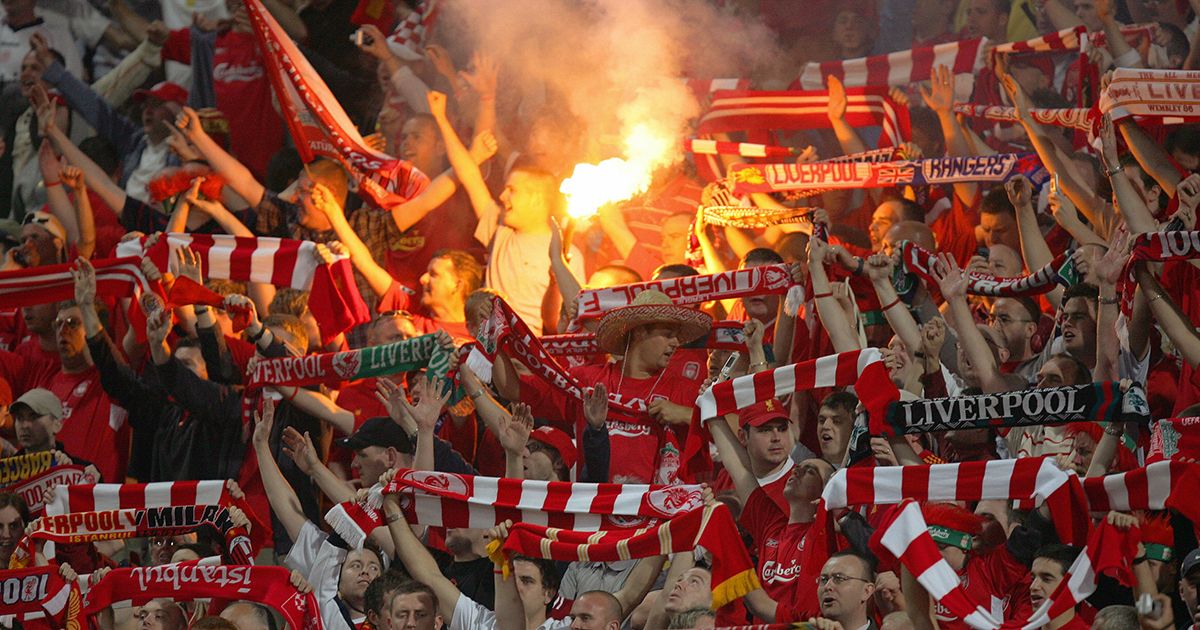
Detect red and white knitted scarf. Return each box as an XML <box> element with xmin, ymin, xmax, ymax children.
<box><xmin>542</xmin><ymin>320</ymin><xmax>747</xmax><ymax>357</ymax></box>
<box><xmin>493</xmin><ymin>503</ymin><xmax>759</xmax><ymax>610</ymax></box>
<box><xmin>684</xmin><ymin>138</ymin><xmax>799</xmax><ymax>158</ymax></box>
<box><xmin>82</xmin><ymin>565</ymin><xmax>322</xmax><ymax>630</ymax></box>
<box><xmin>1117</xmin><ymin>231</ymin><xmax>1200</xmax><ymax>316</ymax></box>
<box><xmin>573</xmin><ymin>263</ymin><xmax>796</xmax><ymax>321</ymax></box>
<box><xmin>1082</xmin><ymin>460</ymin><xmax>1200</xmax><ymax>525</ymax></box>
<box><xmin>0</xmin><ymin>565</ymin><xmax>82</xmax><ymax>629</ymax></box>
<box><xmin>385</xmin><ymin>0</ymin><xmax>438</xmax><ymax>61</ymax></box>
<box><xmin>898</xmin><ymin>240</ymin><xmax>1077</xmax><ymax>297</ymax></box>
<box><xmin>325</xmin><ymin>468</ymin><xmax>705</xmax><ymax>548</ymax></box>
<box><xmin>952</xmin><ymin>103</ymin><xmax>1095</xmax><ymax>132</ymax></box>
<box><xmin>119</xmin><ymin>232</ymin><xmax>371</xmax><ymax>345</ymax></box>
<box><xmin>1102</xmin><ymin>68</ymin><xmax>1200</xmax><ymax>124</ymax></box>
<box><xmin>680</xmin><ymin>349</ymin><xmax>899</xmax><ymax>480</ymax></box>
<box><xmin>796</xmin><ymin>27</ymin><xmax>1084</xmax><ymax>91</ymax></box>
<box><xmin>0</xmin><ymin>465</ymin><xmax>89</xmax><ymax>515</ymax></box>
<box><xmin>245</xmin><ymin>0</ymin><xmax>430</xmax><ymax>209</ymax></box>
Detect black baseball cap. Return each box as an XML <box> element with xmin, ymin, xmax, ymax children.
<box><xmin>336</xmin><ymin>417</ymin><xmax>415</xmax><ymax>454</ymax></box>
<box><xmin>1184</xmin><ymin>548</ymin><xmax>1200</xmax><ymax>578</ymax></box>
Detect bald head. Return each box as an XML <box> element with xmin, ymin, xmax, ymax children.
<box><xmin>570</xmin><ymin>590</ymin><xmax>623</xmax><ymax>629</ymax></box>
<box><xmin>884</xmin><ymin>220</ymin><xmax>936</xmax><ymax>253</ymax></box>
<box><xmin>220</xmin><ymin>602</ymin><xmax>274</xmax><ymax>630</ymax></box>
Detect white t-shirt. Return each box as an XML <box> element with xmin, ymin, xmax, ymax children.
<box><xmin>451</xmin><ymin>595</ymin><xmax>569</xmax><ymax>630</ymax></box>
<box><xmin>475</xmin><ymin>204</ymin><xmax>584</xmax><ymax>336</ymax></box>
<box><xmin>124</xmin><ymin>139</ymin><xmax>171</xmax><ymax>203</ymax></box>
<box><xmin>284</xmin><ymin>521</ymin><xmax>358</xmax><ymax>630</ymax></box>
<box><xmin>0</xmin><ymin>12</ymin><xmax>80</xmax><ymax>82</ymax></box>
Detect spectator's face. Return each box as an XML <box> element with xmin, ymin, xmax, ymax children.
<box><xmin>1181</xmin><ymin>571</ymin><xmax>1200</xmax><ymax>617</ymax></box>
<box><xmin>174</xmin><ymin>346</ymin><xmax>209</xmax><ymax>380</ymax></box>
<box><xmin>784</xmin><ymin>458</ymin><xmax>832</xmax><ymax>503</ymax></box>
<box><xmin>964</xmin><ymin>0</ymin><xmax>1008</xmax><ymax>40</ymax></box>
<box><xmin>1029</xmin><ymin>557</ymin><xmax>1066</xmax><ymax>610</ymax></box>
<box><xmin>370</xmin><ymin>313</ymin><xmax>418</xmax><ymax>345</ymax></box>
<box><xmin>399</xmin><ymin>118</ymin><xmax>445</xmax><ymax>173</ymax></box>
<box><xmin>987</xmin><ymin>244</ymin><xmax>1021</xmax><ymax>277</ymax></box>
<box><xmin>522</xmin><ymin>444</ymin><xmax>559</xmax><ymax>481</ymax></box>
<box><xmin>1059</xmin><ymin>297</ymin><xmax>1096</xmax><ymax>356</ymax></box>
<box><xmin>142</xmin><ymin>98</ymin><xmax>179</xmax><ymax>143</ymax></box>
<box><xmin>988</xmin><ymin>298</ymin><xmax>1037</xmax><ymax>355</ymax></box>
<box><xmin>975</xmin><ymin>500</ymin><xmax>1013</xmax><ymax>548</ymax></box>
<box><xmin>148</xmin><ymin>534</ymin><xmax>194</xmax><ymax>566</ymax></box>
<box><xmin>20</xmin><ymin>223</ymin><xmax>61</xmax><ymax>267</ymax></box>
<box><xmin>1036</xmin><ymin>357</ymin><xmax>1076</xmax><ymax>389</ymax></box>
<box><xmin>1147</xmin><ymin>557</ymin><xmax>1177</xmax><ymax>592</ymax></box>
<box><xmin>387</xmin><ymin>591</ymin><xmax>439</xmax><ymax>630</ymax></box>
<box><xmin>0</xmin><ymin>505</ymin><xmax>23</xmax><ymax>565</ymax></box>
<box><xmin>817</xmin><ymin>404</ymin><xmax>854</xmax><ymax>464</ymax></box>
<box><xmin>419</xmin><ymin>257</ymin><xmax>460</xmax><ymax>311</ymax></box>
<box><xmin>631</xmin><ymin>324</ymin><xmax>682</xmax><ymax>371</ymax></box>
<box><xmin>512</xmin><ymin>559</ymin><xmax>554</xmax><ymax>615</ymax></box>
<box><xmin>1067</xmin><ymin>430</ymin><xmax>1097</xmax><ymax>475</ymax></box>
<box><xmin>665</xmin><ymin>567</ymin><xmax>712</xmax><ymax>614</ymax></box>
<box><xmin>135</xmin><ymin>599</ymin><xmax>186</xmax><ymax>630</ymax></box>
<box><xmin>818</xmin><ymin>556</ymin><xmax>875</xmax><ymax>621</ymax></box>
<box><xmin>17</xmin><ymin>50</ymin><xmax>44</xmax><ymax>99</ymax></box>
<box><xmin>568</xmin><ymin>592</ymin><xmax>620</xmax><ymax>630</ymax></box>
<box><xmin>21</xmin><ymin>302</ymin><xmax>55</xmax><ymax>335</ymax></box>
<box><xmin>743</xmin><ymin>419</ymin><xmax>790</xmax><ymax>469</ymax></box>
<box><xmin>936</xmin><ymin>542</ymin><xmax>968</xmax><ymax>572</ymax></box>
<box><xmin>338</xmin><ymin>548</ymin><xmax>382</xmax><ymax>603</ymax></box>
<box><xmin>53</xmin><ymin>306</ymin><xmax>86</xmax><ymax>363</ymax></box>
<box><xmin>979</xmin><ymin>211</ymin><xmax>1019</xmax><ymax>250</ymax></box>
<box><xmin>869</xmin><ymin>202</ymin><xmax>902</xmax><ymax>251</ymax></box>
<box><xmin>352</xmin><ymin>446</ymin><xmax>393</xmax><ymax>486</ymax></box>
<box><xmin>659</xmin><ymin>214</ymin><xmax>692</xmax><ymax>266</ymax></box>
<box><xmin>1072</xmin><ymin>0</ymin><xmax>1102</xmax><ymax>31</ymax></box>
<box><xmin>832</xmin><ymin>10</ymin><xmax>871</xmax><ymax>53</ymax></box>
<box><xmin>1172</xmin><ymin>148</ymin><xmax>1200</xmax><ymax>173</ymax></box>
<box><xmin>740</xmin><ymin>257</ymin><xmax>782</xmax><ymax>322</ymax></box>
<box><xmin>499</xmin><ymin>171</ymin><xmax>548</xmax><ymax>233</ymax></box>
<box><xmin>13</xmin><ymin>407</ymin><xmax>57</xmax><ymax>451</ymax></box>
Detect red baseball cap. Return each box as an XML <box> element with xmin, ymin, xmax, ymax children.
<box><xmin>738</xmin><ymin>398</ymin><xmax>790</xmax><ymax>428</ymax></box>
<box><xmin>529</xmin><ymin>426</ymin><xmax>578</xmax><ymax>470</ymax></box>
<box><xmin>133</xmin><ymin>81</ymin><xmax>189</xmax><ymax>106</ymax></box>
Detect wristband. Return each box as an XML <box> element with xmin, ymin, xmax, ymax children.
<box><xmin>469</xmin><ymin>389</ymin><xmax>486</xmax><ymax>400</ymax></box>
<box><xmin>193</xmin><ymin>305</ymin><xmax>210</xmax><ymax>315</ymax></box>
<box><xmin>45</xmin><ymin>180</ymin><xmax>61</xmax><ymax>188</ymax></box>
<box><xmin>1099</xmin><ymin>296</ymin><xmax>1118</xmax><ymax>305</ymax></box>
<box><xmin>386</xmin><ymin>511</ymin><xmax>404</xmax><ymax>524</ymax></box>
<box><xmin>247</xmin><ymin>326</ymin><xmax>267</xmax><ymax>343</ymax></box>
<box><xmin>881</xmin><ymin>297</ymin><xmax>902</xmax><ymax>311</ymax></box>
<box><xmin>750</xmin><ymin>361</ymin><xmax>769</xmax><ymax>369</ymax></box>
<box><xmin>1104</xmin><ymin>423</ymin><xmax>1123</xmax><ymax>437</ymax></box>
<box><xmin>1106</xmin><ymin>165</ymin><xmax>1123</xmax><ymax>177</ymax></box>
<box><xmin>814</xmin><ymin>291</ymin><xmax>833</xmax><ymax>300</ymax></box>
<box><xmin>853</xmin><ymin>257</ymin><xmax>864</xmax><ymax>276</ymax></box>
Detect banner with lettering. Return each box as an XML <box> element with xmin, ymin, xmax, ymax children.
<box><xmin>1101</xmin><ymin>68</ymin><xmax>1200</xmax><ymax>123</ymax></box>
<box><xmin>876</xmin><ymin>383</ymin><xmax>1150</xmax><ymax>435</ymax></box>
<box><xmin>574</xmin><ymin>263</ymin><xmax>796</xmax><ymax>321</ymax></box>
<box><xmin>0</xmin><ymin>565</ymin><xmax>81</xmax><ymax>628</ymax></box>
<box><xmin>728</xmin><ymin>153</ymin><xmax>1047</xmax><ymax>195</ymax></box>
<box><xmin>0</xmin><ymin>465</ymin><xmax>89</xmax><ymax>515</ymax></box>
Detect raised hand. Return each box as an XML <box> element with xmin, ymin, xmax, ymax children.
<box><xmin>280</xmin><ymin>426</ymin><xmax>320</xmax><ymax>476</ymax></box>
<box><xmin>71</xmin><ymin>257</ymin><xmax>97</xmax><ymax>306</ymax></box>
<box><xmin>743</xmin><ymin>318</ymin><xmax>766</xmax><ymax>349</ymax></box>
<box><xmin>459</xmin><ymin>52</ymin><xmax>498</xmax><ymax>102</ymax></box>
<box><xmin>29</xmin><ymin>33</ymin><xmax>55</xmax><ymax>68</ymax></box>
<box><xmin>146</xmin><ymin>20</ymin><xmax>169</xmax><ymax>46</ymax></box>
<box><xmin>252</xmin><ymin>397</ymin><xmax>276</xmax><ymax>449</ymax></box>
<box><xmin>582</xmin><ymin>383</ymin><xmax>608</xmax><ymax>429</ymax></box>
<box><xmin>402</xmin><ymin>373</ymin><xmax>451</xmax><ymax>433</ymax></box>
<box><xmin>469</xmin><ymin>129</ymin><xmax>498</xmax><ymax>163</ymax></box>
<box><xmin>808</xmin><ymin>233</ymin><xmax>830</xmax><ymax>266</ymax></box>
<box><xmin>921</xmin><ymin>317</ymin><xmax>947</xmax><ymax>359</ymax></box>
<box><xmin>1177</xmin><ymin>173</ymin><xmax>1200</xmax><ymax>217</ymax></box>
<box><xmin>1005</xmin><ymin>174</ymin><xmax>1032</xmax><ymax>209</ymax></box>
<box><xmin>929</xmin><ymin>253</ymin><xmax>968</xmax><ymax>301</ymax></box>
<box><xmin>498</xmin><ymin>402</ymin><xmax>533</xmax><ymax>454</ymax></box>
<box><xmin>426</xmin><ymin>90</ymin><xmax>449</xmax><ymax>120</ymax></box>
<box><xmin>59</xmin><ymin>165</ymin><xmax>85</xmax><ymax>192</ymax></box>
<box><xmin>145</xmin><ymin>307</ymin><xmax>172</xmax><ymax>346</ymax></box>
<box><xmin>864</xmin><ymin>253</ymin><xmax>894</xmax><ymax>283</ymax></box>
<box><xmin>224</xmin><ymin>294</ymin><xmax>261</xmax><ymax>332</ymax></box>
<box><xmin>1094</xmin><ymin>227</ymin><xmax>1131</xmax><ymax>286</ymax></box>
<box><xmin>919</xmin><ymin>64</ymin><xmax>955</xmax><ymax>114</ymax></box>
<box><xmin>172</xmin><ymin>245</ymin><xmax>204</xmax><ymax>284</ymax></box>
<box><xmin>174</xmin><ymin>106</ymin><xmax>203</xmax><ymax>138</ymax></box>
<box><xmin>375</xmin><ymin>378</ymin><xmax>417</xmax><ymax>434</ymax></box>
<box><xmin>827</xmin><ymin>75</ymin><xmax>848</xmax><ymax>121</ymax></box>
<box><xmin>353</xmin><ymin>24</ymin><xmax>392</xmax><ymax>60</ymax></box>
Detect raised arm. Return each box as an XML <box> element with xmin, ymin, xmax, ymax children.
<box><xmin>1136</xmin><ymin>264</ymin><xmax>1200</xmax><ymax>366</ymax></box>
<box><xmin>381</xmin><ymin>470</ymin><xmax>464</xmax><ymax>621</ymax></box>
<box><xmin>866</xmin><ymin>252</ymin><xmax>923</xmax><ymax>353</ymax></box>
<box><xmin>826</xmin><ymin>75</ymin><xmax>868</xmax><ymax>156</ymax></box>
<box><xmin>1102</xmin><ymin>115</ymin><xmax>1158</xmax><ymax>233</ymax></box>
<box><xmin>1116</xmin><ymin>118</ymin><xmax>1183</xmax><ymax>198</ymax></box>
<box><xmin>809</xmin><ymin>236</ymin><xmax>860</xmax><ymax>352</ymax></box>
<box><xmin>252</xmin><ymin>398</ymin><xmax>310</xmax><ymax>543</ymax></box>
<box><xmin>175</xmin><ymin>106</ymin><xmax>266</xmax><ymax>208</ymax></box>
<box><xmin>39</xmin><ymin>141</ymin><xmax>79</xmax><ymax>242</ymax></box>
<box><xmin>1009</xmin><ymin>175</ymin><xmax>1065</xmax><ymax>309</ymax></box>
<box><xmin>429</xmin><ymin>91</ymin><xmax>500</xmax><ymax>222</ymax></box>
<box><xmin>920</xmin><ymin>64</ymin><xmax>977</xmax><ymax>204</ymax></box>
<box><xmin>40</xmin><ymin>99</ymin><xmax>127</xmax><ymax>214</ymax></box>
<box><xmin>932</xmin><ymin>254</ymin><xmax>1008</xmax><ymax>392</ymax></box>
<box><xmin>59</xmin><ymin>166</ymin><xmax>96</xmax><ymax>259</ymax></box>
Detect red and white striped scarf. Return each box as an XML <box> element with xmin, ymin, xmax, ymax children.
<box><xmin>872</xmin><ymin>499</ymin><xmax>1126</xmax><ymax>630</ymax></box>
<box><xmin>0</xmin><ymin>465</ymin><xmax>89</xmax><ymax>515</ymax></box>
<box><xmin>245</xmin><ymin>0</ymin><xmax>430</xmax><ymax>209</ymax></box>
<box><xmin>684</xmin><ymin>77</ymin><xmax>750</xmax><ymax>100</ymax></box>
<box><xmin>680</xmin><ymin>349</ymin><xmax>899</xmax><ymax>480</ymax></box>
<box><xmin>324</xmin><ymin>468</ymin><xmax>705</xmax><ymax>548</ymax></box>
<box><xmin>118</xmin><ymin>232</ymin><xmax>371</xmax><ymax>344</ymax></box>
<box><xmin>0</xmin><ymin>565</ymin><xmax>82</xmax><ymax>628</ymax></box>
<box><xmin>693</xmin><ymin>88</ymin><xmax>908</xmax><ymax>182</ymax></box>
<box><xmin>1082</xmin><ymin>460</ymin><xmax>1200</xmax><ymax>525</ymax></box>
<box><xmin>574</xmin><ymin>263</ymin><xmax>796</xmax><ymax>321</ymax></box>
<box><xmin>1117</xmin><ymin>231</ymin><xmax>1200</xmax><ymax>317</ymax></box>
<box><xmin>898</xmin><ymin>240</ymin><xmax>1077</xmax><ymax>297</ymax></box>
<box><xmin>385</xmin><ymin>0</ymin><xmax>438</xmax><ymax>61</ymax></box>
<box><xmin>684</xmin><ymin>138</ymin><xmax>798</xmax><ymax>158</ymax></box>
<box><xmin>0</xmin><ymin>256</ymin><xmax>158</xmax><ymax>340</ymax></box>
<box><xmin>796</xmin><ymin>28</ymin><xmax>1084</xmax><ymax>91</ymax></box>
<box><xmin>1102</xmin><ymin>68</ymin><xmax>1200</xmax><ymax>125</ymax></box>
<box><xmin>43</xmin><ymin>481</ymin><xmax>267</xmax><ymax>560</ymax></box>
<box><xmin>542</xmin><ymin>320</ymin><xmax>746</xmax><ymax>357</ymax></box>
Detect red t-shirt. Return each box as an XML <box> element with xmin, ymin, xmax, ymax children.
<box><xmin>380</xmin><ymin>192</ymin><xmax>484</xmax><ymax>304</ymax></box>
<box><xmin>163</xmin><ymin>29</ymin><xmax>284</xmax><ymax>179</ymax></box>
<box><xmin>932</xmin><ymin>547</ymin><xmax>1029</xmax><ymax>630</ymax></box>
<box><xmin>519</xmin><ymin>359</ymin><xmax>703</xmax><ymax>484</ymax></box>
<box><xmin>930</xmin><ymin>190</ymin><xmax>982</xmax><ymax>269</ymax></box>
<box><xmin>42</xmin><ymin>367</ymin><xmax>129</xmax><ymax>483</ymax></box>
<box><xmin>739</xmin><ymin>486</ymin><xmax>812</xmax><ymax>602</ymax></box>
<box><xmin>1159</xmin><ymin>261</ymin><xmax>1200</xmax><ymax>414</ymax></box>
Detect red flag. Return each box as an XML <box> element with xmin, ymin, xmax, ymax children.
<box><xmin>244</xmin><ymin>0</ymin><xmax>429</xmax><ymax>209</ymax></box>
<box><xmin>350</xmin><ymin>0</ymin><xmax>395</xmax><ymax>31</ymax></box>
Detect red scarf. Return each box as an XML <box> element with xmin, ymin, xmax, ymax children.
<box><xmin>81</xmin><ymin>565</ymin><xmax>322</xmax><ymax>629</ymax></box>
<box><xmin>898</xmin><ymin>240</ymin><xmax>1077</xmax><ymax>296</ymax></box>
<box><xmin>1118</xmin><ymin>231</ymin><xmax>1200</xmax><ymax>316</ymax></box>
<box><xmin>0</xmin><ymin>465</ymin><xmax>89</xmax><ymax>515</ymax></box>
<box><xmin>0</xmin><ymin>565</ymin><xmax>82</xmax><ymax>629</ymax></box>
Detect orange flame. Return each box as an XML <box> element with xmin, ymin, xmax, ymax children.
<box><xmin>559</xmin><ymin>123</ymin><xmax>677</xmax><ymax>219</ymax></box>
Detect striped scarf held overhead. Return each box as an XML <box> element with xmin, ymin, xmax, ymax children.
<box><xmin>680</xmin><ymin>349</ymin><xmax>899</xmax><ymax>481</ymax></box>
<box><xmin>1102</xmin><ymin>68</ymin><xmax>1200</xmax><ymax>124</ymax></box>
<box><xmin>542</xmin><ymin>320</ymin><xmax>747</xmax><ymax>357</ymax></box>
<box><xmin>1</xmin><ymin>465</ymin><xmax>90</xmax><ymax>515</ymax></box>
<box><xmin>952</xmin><ymin>104</ymin><xmax>1095</xmax><ymax>132</ymax></box>
<box><xmin>896</xmin><ymin>240</ymin><xmax>1077</xmax><ymax>297</ymax></box>
<box><xmin>118</xmin><ymin>232</ymin><xmax>370</xmax><ymax>345</ymax></box>
<box><xmin>573</xmin><ymin>263</ymin><xmax>796</xmax><ymax>321</ymax></box>
<box><xmin>324</xmin><ymin>468</ymin><xmax>706</xmax><ymax>549</ymax></box>
<box><xmin>0</xmin><ymin>565</ymin><xmax>82</xmax><ymax>629</ymax></box>
<box><xmin>1082</xmin><ymin>460</ymin><xmax>1200</xmax><ymax>525</ymax></box>
<box><xmin>385</xmin><ymin>0</ymin><xmax>438</xmax><ymax>61</ymax></box>
<box><xmin>492</xmin><ymin>503</ymin><xmax>759</xmax><ymax>610</ymax></box>
<box><xmin>1118</xmin><ymin>231</ymin><xmax>1200</xmax><ymax>317</ymax></box>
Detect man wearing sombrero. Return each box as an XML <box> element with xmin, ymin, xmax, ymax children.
<box><xmin>493</xmin><ymin>289</ymin><xmax>711</xmax><ymax>484</ymax></box>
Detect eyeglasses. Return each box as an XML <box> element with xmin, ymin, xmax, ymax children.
<box><xmin>149</xmin><ymin>537</ymin><xmax>177</xmax><ymax>548</ymax></box>
<box><xmin>53</xmin><ymin>316</ymin><xmax>81</xmax><ymax>330</ymax></box>
<box><xmin>817</xmin><ymin>573</ymin><xmax>872</xmax><ymax>586</ymax></box>
<box><xmin>986</xmin><ymin>314</ymin><xmax>1033</xmax><ymax>325</ymax></box>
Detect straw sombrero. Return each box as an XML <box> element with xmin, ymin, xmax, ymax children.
<box><xmin>595</xmin><ymin>290</ymin><xmax>712</xmax><ymax>354</ymax></box>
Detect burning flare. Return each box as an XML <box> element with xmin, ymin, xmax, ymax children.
<box><xmin>559</xmin><ymin>123</ymin><xmax>677</xmax><ymax>219</ymax></box>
